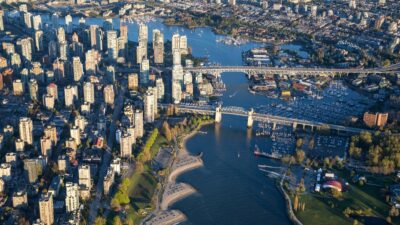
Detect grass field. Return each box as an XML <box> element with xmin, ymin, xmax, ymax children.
<box><xmin>115</xmin><ymin>165</ymin><xmax>158</xmax><ymax>225</ymax></box>
<box><xmin>294</xmin><ymin>169</ymin><xmax>396</xmax><ymax>225</ymax></box>
<box><xmin>295</xmin><ymin>194</ymin><xmax>353</xmax><ymax>225</ymax></box>
<box><xmin>150</xmin><ymin>135</ymin><xmax>168</xmax><ymax>158</ymax></box>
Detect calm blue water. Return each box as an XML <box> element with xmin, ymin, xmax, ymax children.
<box><xmin>45</xmin><ymin>15</ymin><xmax>291</xmax><ymax>224</ymax></box>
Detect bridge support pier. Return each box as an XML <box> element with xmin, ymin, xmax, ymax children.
<box><xmin>273</xmin><ymin>123</ymin><xmax>277</xmax><ymax>131</ymax></box>
<box><xmin>292</xmin><ymin>122</ymin><xmax>297</xmax><ymax>131</ymax></box>
<box><xmin>247</xmin><ymin>108</ymin><xmax>254</xmax><ymax>128</ymax></box>
<box><xmin>311</xmin><ymin>126</ymin><xmax>314</xmax><ymax>132</ymax></box>
<box><xmin>215</xmin><ymin>105</ymin><xmax>222</xmax><ymax>123</ymax></box>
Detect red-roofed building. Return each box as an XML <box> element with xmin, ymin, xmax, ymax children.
<box><xmin>322</xmin><ymin>180</ymin><xmax>342</xmax><ymax>192</ymax></box>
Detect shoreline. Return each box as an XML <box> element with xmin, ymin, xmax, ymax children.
<box><xmin>142</xmin><ymin>119</ymin><xmax>214</xmax><ymax>225</ymax></box>
<box><xmin>276</xmin><ymin>168</ymin><xmax>303</xmax><ymax>225</ymax></box>
<box><xmin>179</xmin><ymin>120</ymin><xmax>215</xmax><ymax>157</ymax></box>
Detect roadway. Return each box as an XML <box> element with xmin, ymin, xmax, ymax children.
<box><xmin>160</xmin><ymin>103</ymin><xmax>367</xmax><ymax>134</ymax></box>
<box><xmin>183</xmin><ymin>65</ymin><xmax>400</xmax><ymax>75</ymax></box>
<box><xmin>88</xmin><ymin>79</ymin><xmax>126</xmax><ymax>224</ymax></box>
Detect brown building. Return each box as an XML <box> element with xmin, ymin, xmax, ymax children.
<box><xmin>0</xmin><ymin>73</ymin><xmax>3</xmax><ymax>90</ymax></box>
<box><xmin>128</xmin><ymin>73</ymin><xmax>138</xmax><ymax>90</ymax></box>
<box><xmin>2</xmin><ymin>68</ymin><xmax>13</xmax><ymax>87</ymax></box>
<box><xmin>363</xmin><ymin>112</ymin><xmax>388</xmax><ymax>128</ymax></box>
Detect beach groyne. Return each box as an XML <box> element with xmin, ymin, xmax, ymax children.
<box><xmin>161</xmin><ymin>182</ymin><xmax>196</xmax><ymax>210</ymax></box>
<box><xmin>142</xmin><ymin>210</ymin><xmax>186</xmax><ymax>225</ymax></box>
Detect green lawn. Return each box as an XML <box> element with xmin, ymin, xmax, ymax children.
<box><xmin>150</xmin><ymin>135</ymin><xmax>168</xmax><ymax>158</ymax></box>
<box><xmin>121</xmin><ymin>166</ymin><xmax>158</xmax><ymax>225</ymax></box>
<box><xmin>294</xmin><ymin>169</ymin><xmax>396</xmax><ymax>225</ymax></box>
<box><xmin>295</xmin><ymin>194</ymin><xmax>353</xmax><ymax>225</ymax></box>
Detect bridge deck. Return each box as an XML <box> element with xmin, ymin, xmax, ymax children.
<box><xmin>160</xmin><ymin>104</ymin><xmax>367</xmax><ymax>133</ymax></box>
<box><xmin>183</xmin><ymin>65</ymin><xmax>400</xmax><ymax>75</ymax></box>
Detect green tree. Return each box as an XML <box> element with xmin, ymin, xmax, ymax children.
<box><xmin>162</xmin><ymin>121</ymin><xmax>172</xmax><ymax>142</ymax></box>
<box><xmin>113</xmin><ymin>216</ymin><xmax>123</xmax><ymax>225</ymax></box>
<box><xmin>293</xmin><ymin>195</ymin><xmax>299</xmax><ymax>211</ymax></box>
<box><xmin>296</xmin><ymin>138</ymin><xmax>303</xmax><ymax>148</ymax></box>
<box><xmin>93</xmin><ymin>217</ymin><xmax>106</xmax><ymax>225</ymax></box>
<box><xmin>383</xmin><ymin>59</ymin><xmax>391</xmax><ymax>67</ymax></box>
<box><xmin>295</xmin><ymin>150</ymin><xmax>305</xmax><ymax>163</ymax></box>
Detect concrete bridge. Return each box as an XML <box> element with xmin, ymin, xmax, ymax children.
<box><xmin>183</xmin><ymin>64</ymin><xmax>400</xmax><ymax>76</ymax></box>
<box><xmin>160</xmin><ymin>103</ymin><xmax>367</xmax><ymax>134</ymax></box>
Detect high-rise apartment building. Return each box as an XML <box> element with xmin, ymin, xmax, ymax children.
<box><xmin>19</xmin><ymin>117</ymin><xmax>33</xmax><ymax>145</ymax></box>
<box><xmin>39</xmin><ymin>193</ymin><xmax>54</xmax><ymax>225</ymax></box>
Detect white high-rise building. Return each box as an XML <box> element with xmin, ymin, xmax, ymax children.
<box><xmin>28</xmin><ymin>79</ymin><xmax>39</xmax><ymax>101</ymax></box>
<box><xmin>83</xmin><ymin>82</ymin><xmax>95</xmax><ymax>104</ymax></box>
<box><xmin>138</xmin><ymin>23</ymin><xmax>148</xmax><ymax>45</ymax></box>
<box><xmin>85</xmin><ymin>49</ymin><xmax>101</xmax><ymax>74</ymax></box>
<box><xmin>155</xmin><ymin>78</ymin><xmax>165</xmax><ymax>100</ymax></box>
<box><xmin>173</xmin><ymin>49</ymin><xmax>181</xmax><ymax>66</ymax></box>
<box><xmin>19</xmin><ymin>117</ymin><xmax>33</xmax><ymax>145</ymax></box>
<box><xmin>172</xmin><ymin>65</ymin><xmax>184</xmax><ymax>83</ymax></box>
<box><xmin>179</xmin><ymin>36</ymin><xmax>187</xmax><ymax>51</ymax></box>
<box><xmin>140</xmin><ymin>59</ymin><xmax>150</xmax><ymax>85</ymax></box>
<box><xmin>106</xmin><ymin>30</ymin><xmax>118</xmax><ymax>60</ymax></box>
<box><xmin>59</xmin><ymin>41</ymin><xmax>68</xmax><ymax>60</ymax></box>
<box><xmin>39</xmin><ymin>193</ymin><xmax>54</xmax><ymax>225</ymax></box>
<box><xmin>13</xmin><ymin>79</ymin><xmax>24</xmax><ymax>96</ymax></box>
<box><xmin>43</xmin><ymin>94</ymin><xmax>55</xmax><ymax>110</ymax></box>
<box><xmin>65</xmin><ymin>182</ymin><xmax>79</xmax><ymax>212</ymax></box>
<box><xmin>47</xmin><ymin>83</ymin><xmax>58</xmax><ymax>100</ymax></box>
<box><xmin>70</xmin><ymin>126</ymin><xmax>81</xmax><ymax>146</ymax></box>
<box><xmin>78</xmin><ymin>164</ymin><xmax>91</xmax><ymax>189</ymax></box>
<box><xmin>65</xmin><ymin>14</ymin><xmax>73</xmax><ymax>33</ymax></box>
<box><xmin>136</xmin><ymin>43</ymin><xmax>147</xmax><ymax>64</ymax></box>
<box><xmin>32</xmin><ymin>15</ymin><xmax>42</xmax><ymax>31</ymax></box>
<box><xmin>18</xmin><ymin>37</ymin><xmax>33</xmax><ymax>62</ymax></box>
<box><xmin>349</xmin><ymin>0</ymin><xmax>356</xmax><ymax>9</ymax></box>
<box><xmin>172</xmin><ymin>34</ymin><xmax>180</xmax><ymax>51</ymax></box>
<box><xmin>103</xmin><ymin>84</ymin><xmax>115</xmax><ymax>105</ymax></box>
<box><xmin>40</xmin><ymin>136</ymin><xmax>52</xmax><ymax>157</ymax></box>
<box><xmin>153</xmin><ymin>29</ymin><xmax>164</xmax><ymax>64</ymax></box>
<box><xmin>144</xmin><ymin>91</ymin><xmax>155</xmax><ymax>123</ymax></box>
<box><xmin>90</xmin><ymin>25</ymin><xmax>103</xmax><ymax>51</ymax></box>
<box><xmin>23</xmin><ymin>12</ymin><xmax>32</xmax><ymax>29</ymax></box>
<box><xmin>149</xmin><ymin>86</ymin><xmax>158</xmax><ymax>116</ymax></box>
<box><xmin>172</xmin><ymin>80</ymin><xmax>182</xmax><ymax>104</ymax></box>
<box><xmin>64</xmin><ymin>85</ymin><xmax>78</xmax><ymax>107</ymax></box>
<box><xmin>57</xmin><ymin>27</ymin><xmax>66</xmax><ymax>43</ymax></box>
<box><xmin>0</xmin><ymin>10</ymin><xmax>4</xmax><ymax>31</ymax></box>
<box><xmin>34</xmin><ymin>30</ymin><xmax>44</xmax><ymax>52</ymax></box>
<box><xmin>127</xmin><ymin>125</ymin><xmax>136</xmax><ymax>145</ymax></box>
<box><xmin>72</xmin><ymin>57</ymin><xmax>84</xmax><ymax>82</ymax></box>
<box><xmin>134</xmin><ymin>109</ymin><xmax>144</xmax><ymax>138</ymax></box>
<box><xmin>74</xmin><ymin>115</ymin><xmax>87</xmax><ymax>131</ymax></box>
<box><xmin>120</xmin><ymin>133</ymin><xmax>132</xmax><ymax>158</ymax></box>
<box><xmin>172</xmin><ymin>34</ymin><xmax>188</xmax><ymax>55</ymax></box>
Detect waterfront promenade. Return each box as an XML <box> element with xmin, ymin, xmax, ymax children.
<box><xmin>141</xmin><ymin>124</ymin><xmax>209</xmax><ymax>225</ymax></box>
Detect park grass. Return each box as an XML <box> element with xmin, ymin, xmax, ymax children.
<box><xmin>294</xmin><ymin>168</ymin><xmax>396</xmax><ymax>225</ymax></box>
<box><xmin>121</xmin><ymin>165</ymin><xmax>158</xmax><ymax>225</ymax></box>
<box><xmin>295</xmin><ymin>194</ymin><xmax>353</xmax><ymax>225</ymax></box>
<box><xmin>150</xmin><ymin>135</ymin><xmax>168</xmax><ymax>158</ymax></box>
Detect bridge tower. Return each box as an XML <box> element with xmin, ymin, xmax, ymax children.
<box><xmin>292</xmin><ymin>122</ymin><xmax>297</xmax><ymax>131</ymax></box>
<box><xmin>247</xmin><ymin>108</ymin><xmax>254</xmax><ymax>128</ymax></box>
<box><xmin>215</xmin><ymin>105</ymin><xmax>222</xmax><ymax>123</ymax></box>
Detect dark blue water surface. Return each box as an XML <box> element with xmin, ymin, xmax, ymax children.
<box><xmin>46</xmin><ymin>15</ymin><xmax>292</xmax><ymax>224</ymax></box>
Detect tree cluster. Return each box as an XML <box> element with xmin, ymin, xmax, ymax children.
<box><xmin>136</xmin><ymin>128</ymin><xmax>159</xmax><ymax>163</ymax></box>
<box><xmin>349</xmin><ymin>131</ymin><xmax>400</xmax><ymax>174</ymax></box>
